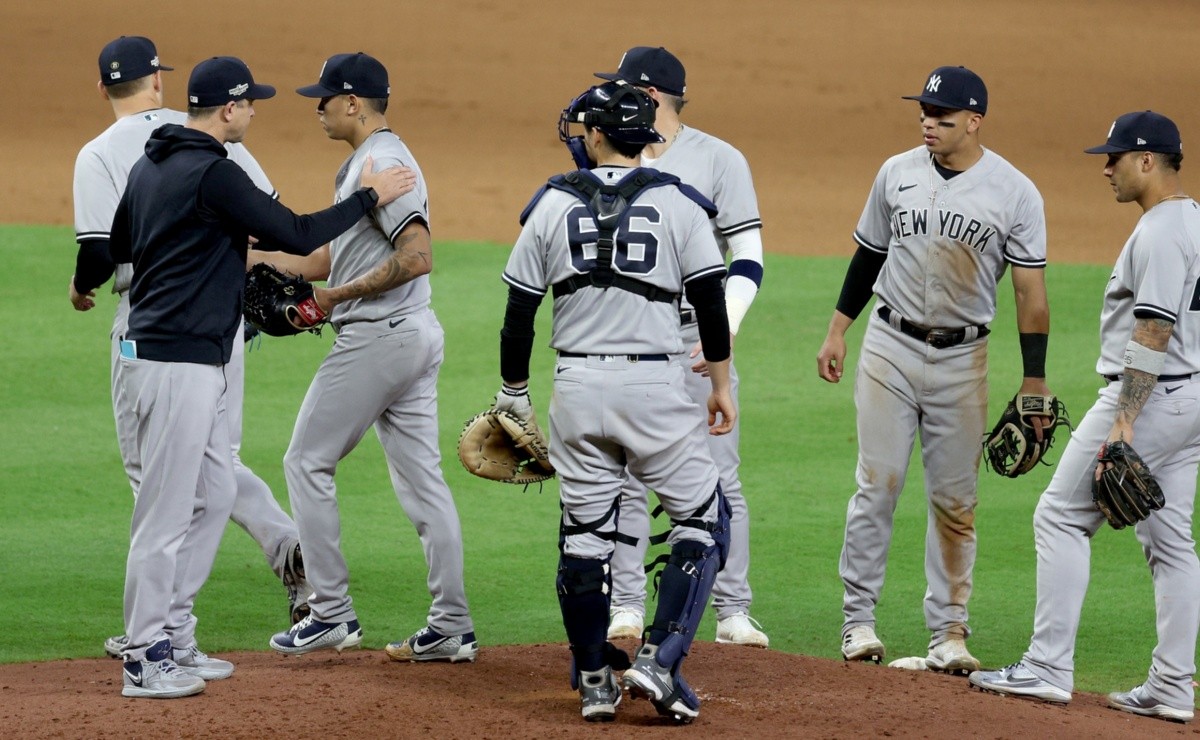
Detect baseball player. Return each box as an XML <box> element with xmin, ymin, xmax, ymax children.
<box><xmin>971</xmin><ymin>111</ymin><xmax>1200</xmax><ymax>724</ymax></box>
<box><xmin>109</xmin><ymin>54</ymin><xmax>414</xmax><ymax>698</ymax></box>
<box><xmin>816</xmin><ymin>66</ymin><xmax>1055</xmax><ymax>672</ymax></box>
<box><xmin>68</xmin><ymin>36</ymin><xmax>312</xmax><ymax>663</ymax></box>
<box><xmin>266</xmin><ymin>53</ymin><xmax>477</xmax><ymax>663</ymax></box>
<box><xmin>499</xmin><ymin>80</ymin><xmax>733</xmax><ymax>723</ymax></box>
<box><xmin>593</xmin><ymin>47</ymin><xmax>768</xmax><ymax>648</ymax></box>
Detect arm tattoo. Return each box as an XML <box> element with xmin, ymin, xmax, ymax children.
<box><xmin>324</xmin><ymin>231</ymin><xmax>428</xmax><ymax>303</ymax></box>
<box><xmin>1116</xmin><ymin>317</ymin><xmax>1175</xmax><ymax>428</ymax></box>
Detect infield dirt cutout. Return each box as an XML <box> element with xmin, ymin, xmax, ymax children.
<box><xmin>6</xmin><ymin>0</ymin><xmax>1200</xmax><ymax>737</ymax></box>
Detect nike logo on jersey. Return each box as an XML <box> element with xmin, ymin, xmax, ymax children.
<box><xmin>388</xmin><ymin>318</ymin><xmax>407</xmax><ymax>329</ymax></box>
<box><xmin>1166</xmin><ymin>385</ymin><xmax>1184</xmax><ymax>394</ymax></box>
<box><xmin>898</xmin><ymin>184</ymin><xmax>918</xmax><ymax>192</ymax></box>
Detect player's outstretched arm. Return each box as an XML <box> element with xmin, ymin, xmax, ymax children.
<box><xmin>248</xmin><ymin>245</ymin><xmax>331</xmax><ymax>282</ymax></box>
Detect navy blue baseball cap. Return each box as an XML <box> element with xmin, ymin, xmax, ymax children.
<box><xmin>296</xmin><ymin>52</ymin><xmax>390</xmax><ymax>98</ymax></box>
<box><xmin>902</xmin><ymin>66</ymin><xmax>988</xmax><ymax>115</ymax></box>
<box><xmin>1084</xmin><ymin>111</ymin><xmax>1182</xmax><ymax>155</ymax></box>
<box><xmin>99</xmin><ymin>36</ymin><xmax>173</xmax><ymax>86</ymax></box>
<box><xmin>594</xmin><ymin>46</ymin><xmax>686</xmax><ymax>97</ymax></box>
<box><xmin>187</xmin><ymin>57</ymin><xmax>276</xmax><ymax>107</ymax></box>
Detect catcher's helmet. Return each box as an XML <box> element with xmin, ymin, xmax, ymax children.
<box><xmin>558</xmin><ymin>80</ymin><xmax>664</xmax><ymax>146</ymax></box>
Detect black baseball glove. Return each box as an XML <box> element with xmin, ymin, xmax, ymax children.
<box><xmin>1092</xmin><ymin>440</ymin><xmax>1165</xmax><ymax>530</ymax></box>
<box><xmin>243</xmin><ymin>263</ymin><xmax>328</xmax><ymax>337</ymax></box>
<box><xmin>983</xmin><ymin>394</ymin><xmax>1071</xmax><ymax>478</ymax></box>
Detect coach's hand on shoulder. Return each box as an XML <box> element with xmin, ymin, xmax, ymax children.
<box><xmin>69</xmin><ymin>276</ymin><xmax>95</xmax><ymax>312</ymax></box>
<box><xmin>359</xmin><ymin>156</ymin><xmax>417</xmax><ymax>206</ymax></box>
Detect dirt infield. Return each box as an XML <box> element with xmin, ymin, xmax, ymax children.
<box><xmin>7</xmin><ymin>0</ymin><xmax>1200</xmax><ymax>736</ymax></box>
<box><xmin>2</xmin><ymin>644</ymin><xmax>1192</xmax><ymax>739</ymax></box>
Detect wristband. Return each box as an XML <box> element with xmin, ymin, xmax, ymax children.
<box><xmin>1123</xmin><ymin>340</ymin><xmax>1166</xmax><ymax>376</ymax></box>
<box><xmin>1019</xmin><ymin>332</ymin><xmax>1048</xmax><ymax>378</ymax></box>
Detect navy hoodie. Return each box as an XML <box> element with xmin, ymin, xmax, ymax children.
<box><xmin>110</xmin><ymin>124</ymin><xmax>377</xmax><ymax>364</ymax></box>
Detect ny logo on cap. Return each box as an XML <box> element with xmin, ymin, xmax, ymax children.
<box><xmin>926</xmin><ymin>74</ymin><xmax>942</xmax><ymax>93</ymax></box>
<box><xmin>150</xmin><ymin>56</ymin><xmax>160</xmax><ymax>68</ymax></box>
<box><xmin>229</xmin><ymin>83</ymin><xmax>249</xmax><ymax>96</ymax></box>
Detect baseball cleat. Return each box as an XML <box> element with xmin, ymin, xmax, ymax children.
<box><xmin>924</xmin><ymin>638</ymin><xmax>980</xmax><ymax>675</ymax></box>
<box><xmin>385</xmin><ymin>626</ymin><xmax>478</xmax><ymax>663</ymax></box>
<box><xmin>968</xmin><ymin>662</ymin><xmax>1071</xmax><ymax>704</ymax></box>
<box><xmin>715</xmin><ymin>612</ymin><xmax>769</xmax><ymax>648</ymax></box>
<box><xmin>121</xmin><ymin>638</ymin><xmax>206</xmax><ymax>699</ymax></box>
<box><xmin>104</xmin><ymin>634</ymin><xmax>129</xmax><ymax>659</ymax></box>
<box><xmin>841</xmin><ymin>625</ymin><xmax>886</xmax><ymax>663</ymax></box>
<box><xmin>269</xmin><ymin>615</ymin><xmax>362</xmax><ymax>656</ymax></box>
<box><xmin>622</xmin><ymin>644</ymin><xmax>700</xmax><ymax>724</ymax></box>
<box><xmin>282</xmin><ymin>542</ymin><xmax>313</xmax><ymax>625</ymax></box>
<box><xmin>578</xmin><ymin>666</ymin><xmax>622</xmax><ymax>722</ymax></box>
<box><xmin>173</xmin><ymin>644</ymin><xmax>234</xmax><ymax>680</ymax></box>
<box><xmin>607</xmin><ymin>607</ymin><xmax>644</xmax><ymax>641</ymax></box>
<box><xmin>1107</xmin><ymin>685</ymin><xmax>1194</xmax><ymax>723</ymax></box>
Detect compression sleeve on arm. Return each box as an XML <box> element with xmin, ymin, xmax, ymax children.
<box><xmin>726</xmin><ymin>227</ymin><xmax>764</xmax><ymax>334</ymax></box>
<box><xmin>73</xmin><ymin>239</ymin><xmax>116</xmax><ymax>294</ymax></box>
<box><xmin>834</xmin><ymin>245</ymin><xmax>886</xmax><ymax>319</ymax></box>
<box><xmin>500</xmin><ymin>285</ymin><xmax>543</xmax><ymax>384</ymax></box>
<box><xmin>199</xmin><ymin>159</ymin><xmax>374</xmax><ymax>256</ymax></box>
<box><xmin>685</xmin><ymin>272</ymin><xmax>731</xmax><ymax>362</ymax></box>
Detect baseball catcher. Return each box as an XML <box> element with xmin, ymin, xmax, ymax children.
<box><xmin>983</xmin><ymin>393</ymin><xmax>1071</xmax><ymax>477</ymax></box>
<box><xmin>457</xmin><ymin>385</ymin><xmax>554</xmax><ymax>484</ymax></box>
<box><xmin>243</xmin><ymin>263</ymin><xmax>328</xmax><ymax>336</ymax></box>
<box><xmin>1092</xmin><ymin>440</ymin><xmax>1165</xmax><ymax>530</ymax></box>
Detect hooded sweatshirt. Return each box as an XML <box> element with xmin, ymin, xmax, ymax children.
<box><xmin>110</xmin><ymin>123</ymin><xmax>377</xmax><ymax>364</ymax></box>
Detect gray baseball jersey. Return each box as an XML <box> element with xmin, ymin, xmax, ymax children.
<box><xmin>73</xmin><ymin>108</ymin><xmax>273</xmax><ymax>294</ymax></box>
<box><xmin>1024</xmin><ymin>197</ymin><xmax>1200</xmax><ymax>710</ymax></box>
<box><xmin>504</xmin><ymin>166</ymin><xmax>724</xmax><ymax>355</ymax></box>
<box><xmin>284</xmin><ymin>128</ymin><xmax>473</xmax><ymax>637</ymax></box>
<box><xmin>840</xmin><ymin>145</ymin><xmax>1047</xmax><ymax>650</ymax></box>
<box><xmin>327</xmin><ymin>129</ymin><xmax>430</xmax><ymax>327</ymax></box>
<box><xmin>855</xmin><ymin>146</ymin><xmax>1046</xmax><ymax>327</ymax></box>
<box><xmin>610</xmin><ymin>127</ymin><xmax>763</xmax><ymax>625</ymax></box>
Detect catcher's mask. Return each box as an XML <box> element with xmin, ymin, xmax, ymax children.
<box><xmin>558</xmin><ymin>80</ymin><xmax>664</xmax><ymax>168</ymax></box>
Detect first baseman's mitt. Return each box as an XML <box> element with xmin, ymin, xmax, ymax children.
<box><xmin>457</xmin><ymin>409</ymin><xmax>555</xmax><ymax>485</ymax></box>
<box><xmin>1092</xmin><ymin>440</ymin><xmax>1165</xmax><ymax>530</ymax></box>
<box><xmin>983</xmin><ymin>394</ymin><xmax>1071</xmax><ymax>478</ymax></box>
<box><xmin>243</xmin><ymin>263</ymin><xmax>328</xmax><ymax>337</ymax></box>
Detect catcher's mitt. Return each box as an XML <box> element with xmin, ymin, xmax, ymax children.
<box><xmin>1092</xmin><ymin>440</ymin><xmax>1165</xmax><ymax>530</ymax></box>
<box><xmin>457</xmin><ymin>409</ymin><xmax>555</xmax><ymax>485</ymax></box>
<box><xmin>243</xmin><ymin>263</ymin><xmax>327</xmax><ymax>337</ymax></box>
<box><xmin>983</xmin><ymin>394</ymin><xmax>1071</xmax><ymax>478</ymax></box>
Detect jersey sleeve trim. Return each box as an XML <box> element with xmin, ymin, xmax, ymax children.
<box><xmin>502</xmin><ymin>272</ymin><xmax>547</xmax><ymax>296</ymax></box>
<box><xmin>76</xmin><ymin>231</ymin><xmax>111</xmax><ymax>242</ymax></box>
<box><xmin>1133</xmin><ymin>304</ymin><xmax>1177</xmax><ymax>323</ymax></box>
<box><xmin>719</xmin><ymin>219</ymin><xmax>763</xmax><ymax>236</ymax></box>
<box><xmin>853</xmin><ymin>231</ymin><xmax>887</xmax><ymax>254</ymax></box>
<box><xmin>387</xmin><ymin>213</ymin><xmax>426</xmax><ymax>244</ymax></box>
<box><xmin>1004</xmin><ymin>249</ymin><xmax>1046</xmax><ymax>268</ymax></box>
<box><xmin>683</xmin><ymin>264</ymin><xmax>727</xmax><ymax>283</ymax></box>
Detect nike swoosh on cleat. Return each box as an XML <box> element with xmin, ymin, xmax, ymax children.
<box><xmin>1166</xmin><ymin>385</ymin><xmax>1183</xmax><ymax>394</ymax></box>
<box><xmin>124</xmin><ymin>669</ymin><xmax>141</xmax><ymax>685</ymax></box>
<box><xmin>898</xmin><ymin>184</ymin><xmax>918</xmax><ymax>192</ymax></box>
<box><xmin>292</xmin><ymin>628</ymin><xmax>337</xmax><ymax>647</ymax></box>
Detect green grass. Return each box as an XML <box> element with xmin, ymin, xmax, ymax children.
<box><xmin>0</xmin><ymin>225</ymin><xmax>1173</xmax><ymax>697</ymax></box>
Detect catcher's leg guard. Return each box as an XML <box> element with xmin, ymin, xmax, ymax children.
<box><xmin>557</xmin><ymin>555</ymin><xmax>631</xmax><ymax>686</ymax></box>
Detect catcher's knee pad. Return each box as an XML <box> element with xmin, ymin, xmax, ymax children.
<box><xmin>556</xmin><ymin>555</ymin><xmax>630</xmax><ymax>680</ymax></box>
<box><xmin>647</xmin><ymin>538</ymin><xmax>721</xmax><ymax>672</ymax></box>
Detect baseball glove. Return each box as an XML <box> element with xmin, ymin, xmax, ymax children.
<box><xmin>243</xmin><ymin>263</ymin><xmax>328</xmax><ymax>337</ymax></box>
<box><xmin>983</xmin><ymin>394</ymin><xmax>1071</xmax><ymax>478</ymax></box>
<box><xmin>457</xmin><ymin>409</ymin><xmax>555</xmax><ymax>485</ymax></box>
<box><xmin>1092</xmin><ymin>440</ymin><xmax>1165</xmax><ymax>530</ymax></box>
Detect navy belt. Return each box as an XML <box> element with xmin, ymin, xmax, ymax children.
<box><xmin>679</xmin><ymin>310</ymin><xmax>695</xmax><ymax>325</ymax></box>
<box><xmin>877</xmin><ymin>306</ymin><xmax>990</xmax><ymax>349</ymax></box>
<box><xmin>1104</xmin><ymin>373</ymin><xmax>1192</xmax><ymax>384</ymax></box>
<box><xmin>558</xmin><ymin>352</ymin><xmax>669</xmax><ymax>362</ymax></box>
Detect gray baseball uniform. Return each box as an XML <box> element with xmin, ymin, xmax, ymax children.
<box><xmin>503</xmin><ymin>165</ymin><xmax>726</xmax><ymax>559</ymax></box>
<box><xmin>609</xmin><ymin>124</ymin><xmax>763</xmax><ymax>619</ymax></box>
<box><xmin>72</xmin><ymin>109</ymin><xmax>300</xmax><ymax>604</ymax></box>
<box><xmin>1022</xmin><ymin>198</ymin><xmax>1200</xmax><ymax>709</ymax></box>
<box><xmin>283</xmin><ymin>129</ymin><xmax>473</xmax><ymax>635</ymax></box>
<box><xmin>842</xmin><ymin>146</ymin><xmax>1046</xmax><ymax>643</ymax></box>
